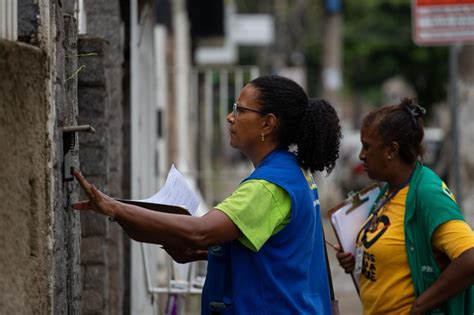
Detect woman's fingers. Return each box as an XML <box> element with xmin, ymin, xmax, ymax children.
<box><xmin>336</xmin><ymin>251</ymin><xmax>355</xmax><ymax>273</ymax></box>
<box><xmin>72</xmin><ymin>200</ymin><xmax>92</xmax><ymax>210</ymax></box>
<box><xmin>338</xmin><ymin>253</ymin><xmax>354</xmax><ymax>265</ymax></box>
<box><xmin>72</xmin><ymin>169</ymin><xmax>103</xmax><ymax>209</ymax></box>
<box><xmin>72</xmin><ymin>169</ymin><xmax>95</xmax><ymax>195</ymax></box>
<box><xmin>71</xmin><ymin>169</ymin><xmax>117</xmax><ymax>217</ymax></box>
<box><xmin>336</xmin><ymin>251</ymin><xmax>352</xmax><ymax>260</ymax></box>
<box><xmin>90</xmin><ymin>185</ymin><xmax>103</xmax><ymax>203</ymax></box>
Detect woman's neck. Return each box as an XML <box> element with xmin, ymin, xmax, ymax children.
<box><xmin>387</xmin><ymin>162</ymin><xmax>416</xmax><ymax>193</ymax></box>
<box><xmin>248</xmin><ymin>143</ymin><xmax>279</xmax><ymax>168</ymax></box>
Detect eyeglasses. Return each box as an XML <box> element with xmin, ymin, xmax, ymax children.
<box><xmin>232</xmin><ymin>102</ymin><xmax>267</xmax><ymax>118</ymax></box>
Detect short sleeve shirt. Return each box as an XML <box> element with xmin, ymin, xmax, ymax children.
<box><xmin>215</xmin><ymin>179</ymin><xmax>291</xmax><ymax>252</ymax></box>
<box><xmin>357</xmin><ymin>185</ymin><xmax>474</xmax><ymax>315</ymax></box>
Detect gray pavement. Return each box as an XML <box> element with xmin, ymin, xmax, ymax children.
<box><xmin>324</xmin><ymin>218</ymin><xmax>363</xmax><ymax>315</ymax></box>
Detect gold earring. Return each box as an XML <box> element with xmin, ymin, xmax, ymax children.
<box><xmin>261</xmin><ymin>133</ymin><xmax>265</xmax><ymax>142</ymax></box>
<box><xmin>388</xmin><ymin>155</ymin><xmax>392</xmax><ymax>160</ymax></box>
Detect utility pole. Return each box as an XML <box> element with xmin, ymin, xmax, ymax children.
<box><xmin>273</xmin><ymin>0</ymin><xmax>289</xmax><ymax>69</ymax></box>
<box><xmin>321</xmin><ymin>0</ymin><xmax>343</xmax><ymax>115</ymax></box>
<box><xmin>319</xmin><ymin>0</ymin><xmax>344</xmax><ymax>208</ymax></box>
<box><xmin>457</xmin><ymin>45</ymin><xmax>474</xmax><ymax>223</ymax></box>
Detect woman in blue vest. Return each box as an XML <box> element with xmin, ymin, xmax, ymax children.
<box><xmin>335</xmin><ymin>98</ymin><xmax>474</xmax><ymax>314</ymax></box>
<box><xmin>73</xmin><ymin>75</ymin><xmax>342</xmax><ymax>314</ymax></box>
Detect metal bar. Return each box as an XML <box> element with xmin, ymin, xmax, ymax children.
<box><xmin>62</xmin><ymin>125</ymin><xmax>96</xmax><ymax>133</ymax></box>
<box><xmin>219</xmin><ymin>69</ymin><xmax>229</xmax><ymax>151</ymax></box>
<box><xmin>141</xmin><ymin>246</ymin><xmax>203</xmax><ymax>296</ymax></box>
<box><xmin>5</xmin><ymin>0</ymin><xmax>14</xmax><ymax>41</ymax></box>
<box><xmin>1</xmin><ymin>0</ymin><xmax>7</xmax><ymax>39</ymax></box>
<box><xmin>77</xmin><ymin>0</ymin><xmax>87</xmax><ymax>35</ymax></box>
<box><xmin>12</xmin><ymin>0</ymin><xmax>17</xmax><ymax>41</ymax></box>
<box><xmin>250</xmin><ymin>66</ymin><xmax>260</xmax><ymax>80</ymax></box>
<box><xmin>204</xmin><ymin>69</ymin><xmax>214</xmax><ymax>205</ymax></box>
<box><xmin>189</xmin><ymin>68</ymin><xmax>199</xmax><ymax>175</ymax></box>
<box><xmin>235</xmin><ymin>68</ymin><xmax>243</xmax><ymax>101</ymax></box>
<box><xmin>6</xmin><ymin>0</ymin><xmax>10</xmax><ymax>40</ymax></box>
<box><xmin>449</xmin><ymin>44</ymin><xmax>462</xmax><ymax>206</ymax></box>
<box><xmin>141</xmin><ymin>243</ymin><xmax>154</xmax><ymax>293</ymax></box>
<box><xmin>220</xmin><ymin>69</ymin><xmax>229</xmax><ymax>117</ymax></box>
<box><xmin>149</xmin><ymin>287</ymin><xmax>203</xmax><ymax>294</ymax></box>
<box><xmin>187</xmin><ymin>260</ymin><xmax>197</xmax><ymax>293</ymax></box>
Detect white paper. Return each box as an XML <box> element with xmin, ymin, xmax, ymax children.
<box><xmin>139</xmin><ymin>165</ymin><xmax>200</xmax><ymax>216</ymax></box>
<box><xmin>331</xmin><ymin>187</ymin><xmax>380</xmax><ymax>255</ymax></box>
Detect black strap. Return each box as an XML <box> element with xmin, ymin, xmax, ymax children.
<box><xmin>322</xmin><ymin>229</ymin><xmax>336</xmax><ymax>302</ymax></box>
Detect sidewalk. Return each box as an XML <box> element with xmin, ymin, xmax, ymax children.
<box><xmin>324</xmin><ymin>218</ymin><xmax>363</xmax><ymax>315</ymax></box>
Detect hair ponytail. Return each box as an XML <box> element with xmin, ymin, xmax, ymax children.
<box><xmin>249</xmin><ymin>76</ymin><xmax>342</xmax><ymax>172</ymax></box>
<box><xmin>295</xmin><ymin>99</ymin><xmax>342</xmax><ymax>173</ymax></box>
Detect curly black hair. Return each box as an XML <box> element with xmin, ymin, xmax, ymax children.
<box><xmin>297</xmin><ymin>99</ymin><xmax>342</xmax><ymax>173</ymax></box>
<box><xmin>249</xmin><ymin>76</ymin><xmax>342</xmax><ymax>173</ymax></box>
<box><xmin>362</xmin><ymin>97</ymin><xmax>426</xmax><ymax>164</ymax></box>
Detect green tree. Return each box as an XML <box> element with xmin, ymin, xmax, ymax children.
<box><xmin>236</xmin><ymin>0</ymin><xmax>448</xmax><ymax>111</ymax></box>
<box><xmin>343</xmin><ymin>0</ymin><xmax>448</xmax><ymax>108</ymax></box>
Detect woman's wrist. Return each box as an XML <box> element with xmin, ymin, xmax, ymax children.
<box><xmin>410</xmin><ymin>298</ymin><xmax>427</xmax><ymax>315</ymax></box>
<box><xmin>108</xmin><ymin>201</ymin><xmax>122</xmax><ymax>221</ymax></box>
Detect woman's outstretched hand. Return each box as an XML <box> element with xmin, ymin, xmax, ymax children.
<box><xmin>72</xmin><ymin>169</ymin><xmax>118</xmax><ymax>218</ymax></box>
<box><xmin>162</xmin><ymin>247</ymin><xmax>209</xmax><ymax>264</ymax></box>
<box><xmin>335</xmin><ymin>245</ymin><xmax>356</xmax><ymax>274</ymax></box>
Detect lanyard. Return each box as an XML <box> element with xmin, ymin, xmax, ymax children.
<box><xmin>366</xmin><ymin>175</ymin><xmax>412</xmax><ymax>233</ymax></box>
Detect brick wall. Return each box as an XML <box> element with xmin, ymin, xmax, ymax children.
<box><xmin>52</xmin><ymin>13</ymin><xmax>83</xmax><ymax>314</ymax></box>
<box><xmin>78</xmin><ymin>35</ymin><xmax>125</xmax><ymax>315</ymax></box>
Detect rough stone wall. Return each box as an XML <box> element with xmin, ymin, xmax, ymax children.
<box><xmin>79</xmin><ymin>1</ymin><xmax>127</xmax><ymax>313</ymax></box>
<box><xmin>82</xmin><ymin>0</ymin><xmax>124</xmax><ymax>199</ymax></box>
<box><xmin>78</xmin><ymin>35</ymin><xmax>125</xmax><ymax>315</ymax></box>
<box><xmin>52</xmin><ymin>13</ymin><xmax>83</xmax><ymax>314</ymax></box>
<box><xmin>0</xmin><ymin>40</ymin><xmax>51</xmax><ymax>315</ymax></box>
<box><xmin>78</xmin><ymin>37</ymin><xmax>111</xmax><ymax>315</ymax></box>
<box><xmin>1</xmin><ymin>1</ymin><xmax>101</xmax><ymax>314</ymax></box>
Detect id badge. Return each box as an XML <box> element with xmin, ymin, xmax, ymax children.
<box><xmin>354</xmin><ymin>245</ymin><xmax>364</xmax><ymax>275</ymax></box>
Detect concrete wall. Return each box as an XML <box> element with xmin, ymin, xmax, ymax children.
<box><xmin>0</xmin><ymin>39</ymin><xmax>51</xmax><ymax>315</ymax></box>
<box><xmin>0</xmin><ymin>40</ymin><xmax>52</xmax><ymax>314</ymax></box>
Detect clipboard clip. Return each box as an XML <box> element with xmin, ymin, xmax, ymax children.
<box><xmin>345</xmin><ymin>191</ymin><xmax>369</xmax><ymax>215</ymax></box>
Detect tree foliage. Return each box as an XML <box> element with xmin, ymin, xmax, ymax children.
<box><xmin>343</xmin><ymin>0</ymin><xmax>448</xmax><ymax>108</ymax></box>
<box><xmin>235</xmin><ymin>0</ymin><xmax>449</xmax><ymax>110</ymax></box>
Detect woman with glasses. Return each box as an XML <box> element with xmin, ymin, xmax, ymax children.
<box><xmin>73</xmin><ymin>75</ymin><xmax>342</xmax><ymax>314</ymax></box>
<box><xmin>335</xmin><ymin>98</ymin><xmax>474</xmax><ymax>314</ymax></box>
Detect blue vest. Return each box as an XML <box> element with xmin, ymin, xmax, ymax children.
<box><xmin>201</xmin><ymin>150</ymin><xmax>332</xmax><ymax>314</ymax></box>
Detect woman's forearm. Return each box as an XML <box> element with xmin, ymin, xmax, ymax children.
<box><xmin>113</xmin><ymin>202</ymin><xmax>241</xmax><ymax>249</ymax></box>
<box><xmin>113</xmin><ymin>202</ymin><xmax>207</xmax><ymax>248</ymax></box>
<box><xmin>411</xmin><ymin>248</ymin><xmax>474</xmax><ymax>314</ymax></box>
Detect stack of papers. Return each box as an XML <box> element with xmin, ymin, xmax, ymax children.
<box><xmin>117</xmin><ymin>165</ymin><xmax>200</xmax><ymax>216</ymax></box>
<box><xmin>329</xmin><ymin>184</ymin><xmax>380</xmax><ymax>255</ymax></box>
